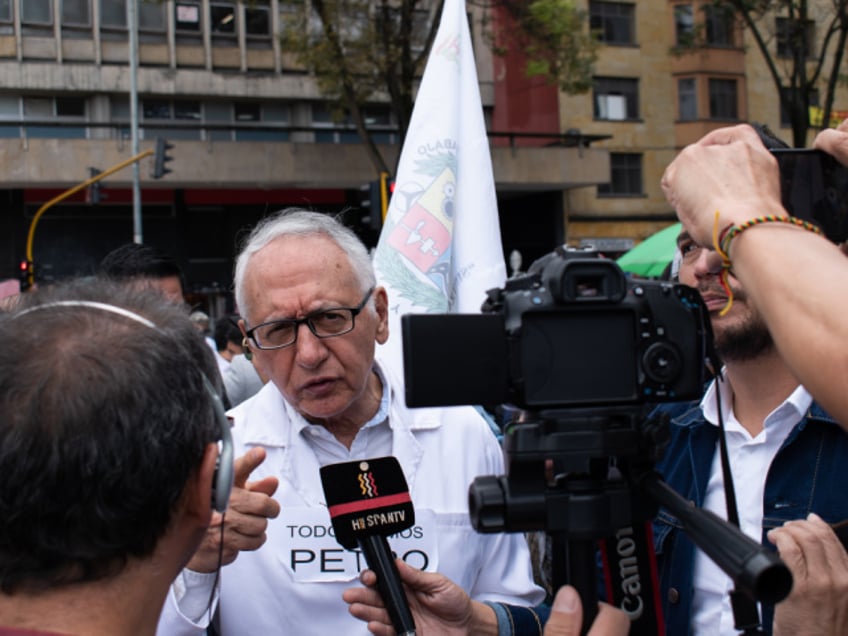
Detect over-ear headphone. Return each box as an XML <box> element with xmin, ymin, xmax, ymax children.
<box><xmin>203</xmin><ymin>374</ymin><xmax>235</xmax><ymax>512</ymax></box>
<box><xmin>12</xmin><ymin>300</ymin><xmax>235</xmax><ymax>513</ymax></box>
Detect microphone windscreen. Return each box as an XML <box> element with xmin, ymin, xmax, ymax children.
<box><xmin>320</xmin><ymin>456</ymin><xmax>415</xmax><ymax>550</ymax></box>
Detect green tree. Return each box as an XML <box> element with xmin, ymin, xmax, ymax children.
<box><xmin>280</xmin><ymin>0</ymin><xmax>597</xmax><ymax>175</ymax></box>
<box><xmin>475</xmin><ymin>0</ymin><xmax>598</xmax><ymax>95</ymax></box>
<box><xmin>281</xmin><ymin>0</ymin><xmax>442</xmax><ymax>175</ymax></box>
<box><xmin>681</xmin><ymin>0</ymin><xmax>848</xmax><ymax>147</ymax></box>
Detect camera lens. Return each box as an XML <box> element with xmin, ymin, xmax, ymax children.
<box><xmin>642</xmin><ymin>341</ymin><xmax>682</xmax><ymax>384</ymax></box>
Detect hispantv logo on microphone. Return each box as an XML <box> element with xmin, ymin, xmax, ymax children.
<box><xmin>359</xmin><ymin>467</ymin><xmax>378</xmax><ymax>497</ymax></box>
<box><xmin>321</xmin><ymin>457</ymin><xmax>415</xmax><ymax>550</ymax></box>
<box><xmin>349</xmin><ymin>463</ymin><xmax>410</xmax><ymax>531</ymax></box>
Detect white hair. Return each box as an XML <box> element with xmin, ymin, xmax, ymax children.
<box><xmin>233</xmin><ymin>209</ymin><xmax>376</xmax><ymax>324</ymax></box>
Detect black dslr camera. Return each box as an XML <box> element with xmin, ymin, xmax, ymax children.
<box><xmin>400</xmin><ymin>247</ymin><xmax>793</xmax><ymax>632</ymax></box>
<box><xmin>772</xmin><ymin>148</ymin><xmax>848</xmax><ymax>243</ymax></box>
<box><xmin>401</xmin><ymin>246</ymin><xmax>709</xmax><ymax>410</ymax></box>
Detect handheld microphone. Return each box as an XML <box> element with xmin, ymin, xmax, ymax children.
<box><xmin>320</xmin><ymin>456</ymin><xmax>417</xmax><ymax>636</ymax></box>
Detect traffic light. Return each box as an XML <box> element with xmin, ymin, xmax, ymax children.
<box><xmin>19</xmin><ymin>259</ymin><xmax>33</xmax><ymax>292</ymax></box>
<box><xmin>378</xmin><ymin>172</ymin><xmax>395</xmax><ymax>222</ymax></box>
<box><xmin>152</xmin><ymin>137</ymin><xmax>174</xmax><ymax>179</ymax></box>
<box><xmin>358</xmin><ymin>173</ymin><xmax>394</xmax><ymax>232</ymax></box>
<box><xmin>86</xmin><ymin>167</ymin><xmax>102</xmax><ymax>204</ymax></box>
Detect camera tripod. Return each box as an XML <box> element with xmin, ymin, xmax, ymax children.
<box><xmin>469</xmin><ymin>406</ymin><xmax>792</xmax><ymax>635</ymax></box>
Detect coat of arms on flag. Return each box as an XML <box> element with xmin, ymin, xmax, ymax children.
<box><xmin>383</xmin><ymin>163</ymin><xmax>456</xmax><ymax>295</ymax></box>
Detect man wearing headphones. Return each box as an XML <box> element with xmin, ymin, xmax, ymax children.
<box><xmin>0</xmin><ymin>277</ymin><xmax>233</xmax><ymax>635</ymax></box>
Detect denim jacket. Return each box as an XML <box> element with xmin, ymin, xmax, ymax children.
<box><xmin>651</xmin><ymin>398</ymin><xmax>848</xmax><ymax>635</ymax></box>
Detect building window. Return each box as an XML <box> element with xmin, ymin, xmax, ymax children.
<box><xmin>204</xmin><ymin>102</ymin><xmax>232</xmax><ymax>141</ymax></box>
<box><xmin>234</xmin><ymin>102</ymin><xmax>261</xmax><ymax>122</ymax></box>
<box><xmin>233</xmin><ymin>102</ymin><xmax>289</xmax><ymax>141</ymax></box>
<box><xmin>62</xmin><ymin>0</ymin><xmax>90</xmax><ymax>26</ymax></box>
<box><xmin>678</xmin><ymin>78</ymin><xmax>697</xmax><ymax>121</ymax></box>
<box><xmin>0</xmin><ymin>95</ymin><xmax>20</xmax><ymax>138</ymax></box>
<box><xmin>708</xmin><ymin>78</ymin><xmax>738</xmax><ymax>120</ymax></box>
<box><xmin>56</xmin><ymin>98</ymin><xmax>86</xmax><ymax>117</ymax></box>
<box><xmin>245</xmin><ymin>2</ymin><xmax>271</xmax><ymax>38</ymax></box>
<box><xmin>22</xmin><ymin>96</ymin><xmax>88</xmax><ymax>139</ymax></box>
<box><xmin>593</xmin><ymin>77</ymin><xmax>639</xmax><ymax>121</ymax></box>
<box><xmin>312</xmin><ymin>104</ymin><xmax>397</xmax><ymax>145</ymax></box>
<box><xmin>0</xmin><ymin>0</ymin><xmax>11</xmax><ymax>22</ymax></box>
<box><xmin>100</xmin><ymin>0</ymin><xmax>125</xmax><ymax>27</ymax></box>
<box><xmin>776</xmin><ymin>17</ymin><xmax>815</xmax><ymax>59</ymax></box>
<box><xmin>589</xmin><ymin>1</ymin><xmax>635</xmax><ymax>45</ymax></box>
<box><xmin>704</xmin><ymin>4</ymin><xmax>734</xmax><ymax>47</ymax></box>
<box><xmin>21</xmin><ymin>0</ymin><xmax>52</xmax><ymax>24</ymax></box>
<box><xmin>674</xmin><ymin>4</ymin><xmax>694</xmax><ymax>47</ymax></box>
<box><xmin>176</xmin><ymin>1</ymin><xmax>202</xmax><ymax>31</ymax></box>
<box><xmin>110</xmin><ymin>96</ymin><xmax>130</xmax><ymax>139</ymax></box>
<box><xmin>132</xmin><ymin>100</ymin><xmax>291</xmax><ymax>142</ymax></box>
<box><xmin>139</xmin><ymin>1</ymin><xmax>166</xmax><ymax>32</ymax></box>
<box><xmin>100</xmin><ymin>0</ymin><xmax>163</xmax><ymax>31</ymax></box>
<box><xmin>20</xmin><ymin>0</ymin><xmax>52</xmax><ymax>35</ymax></box>
<box><xmin>210</xmin><ymin>1</ymin><xmax>236</xmax><ymax>36</ymax></box>
<box><xmin>142</xmin><ymin>99</ymin><xmax>202</xmax><ymax>140</ymax></box>
<box><xmin>597</xmin><ymin>153</ymin><xmax>643</xmax><ymax>196</ymax></box>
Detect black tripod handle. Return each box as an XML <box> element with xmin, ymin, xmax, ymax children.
<box><xmin>640</xmin><ymin>472</ymin><xmax>792</xmax><ymax>604</ymax></box>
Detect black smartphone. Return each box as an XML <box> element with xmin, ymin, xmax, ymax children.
<box><xmin>832</xmin><ymin>519</ymin><xmax>848</xmax><ymax>550</ymax></box>
<box><xmin>771</xmin><ymin>148</ymin><xmax>848</xmax><ymax>243</ymax></box>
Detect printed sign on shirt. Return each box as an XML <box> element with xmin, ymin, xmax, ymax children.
<box><xmin>277</xmin><ymin>508</ymin><xmax>439</xmax><ymax>582</ymax></box>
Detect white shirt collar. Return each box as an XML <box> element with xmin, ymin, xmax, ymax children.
<box><xmin>700</xmin><ymin>368</ymin><xmax>813</xmax><ymax>441</ymax></box>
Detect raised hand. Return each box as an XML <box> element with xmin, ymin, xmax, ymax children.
<box><xmin>188</xmin><ymin>446</ymin><xmax>281</xmax><ymax>572</ymax></box>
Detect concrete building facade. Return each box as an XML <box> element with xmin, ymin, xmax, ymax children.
<box><xmin>0</xmin><ymin>0</ymin><xmax>610</xmax><ymax>307</ymax></box>
<box><xmin>2</xmin><ymin>1</ymin><xmax>845</xmax><ymax>303</ymax></box>
<box><xmin>561</xmin><ymin>0</ymin><xmax>848</xmax><ymax>247</ymax></box>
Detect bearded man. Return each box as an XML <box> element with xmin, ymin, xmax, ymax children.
<box><xmin>648</xmin><ymin>231</ymin><xmax>848</xmax><ymax>636</ymax></box>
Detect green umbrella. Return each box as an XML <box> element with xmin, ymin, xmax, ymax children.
<box><xmin>616</xmin><ymin>222</ymin><xmax>682</xmax><ymax>278</ymax></box>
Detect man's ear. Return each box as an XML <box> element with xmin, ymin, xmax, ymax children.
<box><xmin>239</xmin><ymin>318</ymin><xmax>255</xmax><ymax>362</ymax></box>
<box><xmin>373</xmin><ymin>286</ymin><xmax>389</xmax><ymax>345</ymax></box>
<box><xmin>184</xmin><ymin>442</ymin><xmax>221</xmax><ymax>525</ymax></box>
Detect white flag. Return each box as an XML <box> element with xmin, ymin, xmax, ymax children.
<box><xmin>374</xmin><ymin>0</ymin><xmax>507</xmax><ymax>381</ymax></box>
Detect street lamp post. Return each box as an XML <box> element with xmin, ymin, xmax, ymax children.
<box><xmin>128</xmin><ymin>0</ymin><xmax>143</xmax><ymax>244</ymax></box>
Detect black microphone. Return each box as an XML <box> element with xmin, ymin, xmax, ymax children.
<box><xmin>320</xmin><ymin>456</ymin><xmax>417</xmax><ymax>636</ymax></box>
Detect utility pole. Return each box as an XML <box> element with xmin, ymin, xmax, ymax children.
<box><xmin>128</xmin><ymin>0</ymin><xmax>142</xmax><ymax>244</ymax></box>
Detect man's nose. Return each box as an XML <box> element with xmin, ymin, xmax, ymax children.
<box><xmin>294</xmin><ymin>322</ymin><xmax>329</xmax><ymax>367</ymax></box>
<box><xmin>694</xmin><ymin>248</ymin><xmax>724</xmax><ymax>277</ymax></box>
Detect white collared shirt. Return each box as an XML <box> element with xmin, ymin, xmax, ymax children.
<box><xmin>691</xmin><ymin>372</ymin><xmax>813</xmax><ymax>635</ymax></box>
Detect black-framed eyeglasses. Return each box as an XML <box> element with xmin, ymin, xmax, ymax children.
<box><xmin>245</xmin><ymin>287</ymin><xmax>375</xmax><ymax>350</ymax></box>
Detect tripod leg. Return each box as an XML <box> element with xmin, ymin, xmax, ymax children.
<box><xmin>552</xmin><ymin>534</ymin><xmax>599</xmax><ymax>635</ymax></box>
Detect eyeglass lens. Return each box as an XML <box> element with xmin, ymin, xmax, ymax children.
<box><xmin>254</xmin><ymin>309</ymin><xmax>354</xmax><ymax>348</ymax></box>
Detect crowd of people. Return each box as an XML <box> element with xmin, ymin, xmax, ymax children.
<box><xmin>3</xmin><ymin>118</ymin><xmax>848</xmax><ymax>636</ymax></box>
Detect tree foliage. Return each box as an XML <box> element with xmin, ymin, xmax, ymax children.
<box><xmin>281</xmin><ymin>0</ymin><xmax>442</xmax><ymax>174</ymax></box>
<box><xmin>474</xmin><ymin>0</ymin><xmax>598</xmax><ymax>95</ymax></box>
<box><xmin>280</xmin><ymin>0</ymin><xmax>598</xmax><ymax>174</ymax></box>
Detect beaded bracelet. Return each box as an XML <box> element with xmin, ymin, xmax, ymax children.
<box><xmin>720</xmin><ymin>214</ymin><xmax>821</xmax><ymax>257</ymax></box>
<box><xmin>711</xmin><ymin>212</ymin><xmax>822</xmax><ymax>316</ymax></box>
